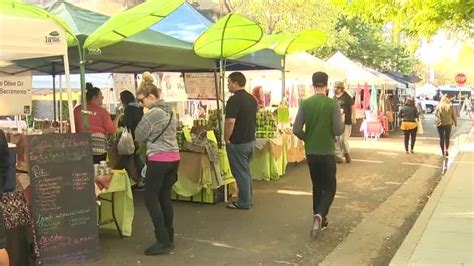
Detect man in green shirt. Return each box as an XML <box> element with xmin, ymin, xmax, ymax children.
<box><xmin>293</xmin><ymin>72</ymin><xmax>344</xmax><ymax>240</ymax></box>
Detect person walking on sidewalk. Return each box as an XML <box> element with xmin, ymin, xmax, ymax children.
<box><xmin>435</xmin><ymin>95</ymin><xmax>457</xmax><ymax>157</ymax></box>
<box><xmin>293</xmin><ymin>72</ymin><xmax>344</xmax><ymax>240</ymax></box>
<box><xmin>334</xmin><ymin>81</ymin><xmax>355</xmax><ymax>163</ymax></box>
<box><xmin>225</xmin><ymin>72</ymin><xmax>258</xmax><ymax>210</ymax></box>
<box><xmin>399</xmin><ymin>97</ymin><xmax>419</xmax><ymax>154</ymax></box>
<box><xmin>135</xmin><ymin>72</ymin><xmax>180</xmax><ymax>256</ymax></box>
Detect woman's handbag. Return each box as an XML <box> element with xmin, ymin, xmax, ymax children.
<box><xmin>91</xmin><ymin>132</ymin><xmax>109</xmax><ymax>155</ymax></box>
<box><xmin>417</xmin><ymin>120</ymin><xmax>424</xmax><ymax>134</ymax></box>
<box><xmin>117</xmin><ymin>127</ymin><xmax>135</xmax><ymax>155</ymax></box>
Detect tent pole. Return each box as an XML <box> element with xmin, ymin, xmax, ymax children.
<box><xmin>78</xmin><ymin>46</ymin><xmax>88</xmax><ymax>131</ymax></box>
<box><xmin>64</xmin><ymin>53</ymin><xmax>75</xmax><ymax>133</ymax></box>
<box><xmin>59</xmin><ymin>74</ymin><xmax>63</xmax><ymax>132</ymax></box>
<box><xmin>213</xmin><ymin>68</ymin><xmax>222</xmax><ymax>148</ymax></box>
<box><xmin>52</xmin><ymin>63</ymin><xmax>57</xmax><ymax>122</ymax></box>
<box><xmin>219</xmin><ymin>58</ymin><xmax>228</xmax><ymax>203</ymax></box>
<box><xmin>281</xmin><ymin>56</ymin><xmax>286</xmax><ymax>103</ymax></box>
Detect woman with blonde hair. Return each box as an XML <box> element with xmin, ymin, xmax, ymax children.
<box><xmin>399</xmin><ymin>97</ymin><xmax>419</xmax><ymax>154</ymax></box>
<box><xmin>134</xmin><ymin>72</ymin><xmax>180</xmax><ymax>255</ymax></box>
<box><xmin>435</xmin><ymin>95</ymin><xmax>457</xmax><ymax>157</ymax></box>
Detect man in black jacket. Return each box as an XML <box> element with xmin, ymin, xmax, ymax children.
<box><xmin>0</xmin><ymin>129</ymin><xmax>10</xmax><ymax>264</ymax></box>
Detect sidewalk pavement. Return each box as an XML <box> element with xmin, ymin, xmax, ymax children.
<box><xmin>390</xmin><ymin>127</ymin><xmax>474</xmax><ymax>265</ymax></box>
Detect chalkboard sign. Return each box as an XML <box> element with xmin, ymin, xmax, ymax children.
<box><xmin>28</xmin><ymin>133</ymin><xmax>98</xmax><ymax>264</ymax></box>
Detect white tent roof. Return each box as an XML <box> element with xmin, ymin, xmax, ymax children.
<box><xmin>285</xmin><ymin>52</ymin><xmax>346</xmax><ymax>80</ymax></box>
<box><xmin>326</xmin><ymin>51</ymin><xmax>384</xmax><ymax>85</ymax></box>
<box><xmin>0</xmin><ymin>15</ymin><xmax>67</xmax><ymax>62</ymax></box>
<box><xmin>415</xmin><ymin>83</ymin><xmax>438</xmax><ymax>98</ymax></box>
<box><xmin>0</xmin><ymin>14</ymin><xmax>75</xmax><ymax>132</ymax></box>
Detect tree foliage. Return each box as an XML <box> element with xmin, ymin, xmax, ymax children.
<box><xmin>342</xmin><ymin>0</ymin><xmax>474</xmax><ymax>39</ymax></box>
<box><xmin>228</xmin><ymin>0</ymin><xmax>417</xmax><ymax>75</ymax></box>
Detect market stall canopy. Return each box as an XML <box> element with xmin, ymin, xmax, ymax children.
<box><xmin>326</xmin><ymin>51</ymin><xmax>383</xmax><ymax>85</ymax></box>
<box><xmin>0</xmin><ymin>0</ymin><xmax>75</xmax><ymax>131</ymax></box>
<box><xmin>7</xmin><ymin>0</ymin><xmax>215</xmax><ymax>75</ymax></box>
<box><xmin>0</xmin><ymin>0</ymin><xmax>74</xmax><ymax>61</ymax></box>
<box><xmin>415</xmin><ymin>83</ymin><xmax>438</xmax><ymax>98</ymax></box>
<box><xmin>365</xmin><ymin>67</ymin><xmax>407</xmax><ymax>89</ymax></box>
<box><xmin>273</xmin><ymin>29</ymin><xmax>328</xmax><ymax>55</ymax></box>
<box><xmin>84</xmin><ymin>0</ymin><xmax>184</xmax><ymax>49</ymax></box>
<box><xmin>193</xmin><ymin>13</ymin><xmax>264</xmax><ymax>59</ymax></box>
<box><xmin>285</xmin><ymin>52</ymin><xmax>345</xmax><ymax>80</ymax></box>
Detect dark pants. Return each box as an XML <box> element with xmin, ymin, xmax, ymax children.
<box><xmin>120</xmin><ymin>153</ymin><xmax>144</xmax><ymax>183</ymax></box>
<box><xmin>93</xmin><ymin>153</ymin><xmax>107</xmax><ymax>164</ymax></box>
<box><xmin>144</xmin><ymin>160</ymin><xmax>179</xmax><ymax>239</ymax></box>
<box><xmin>437</xmin><ymin>125</ymin><xmax>452</xmax><ymax>154</ymax></box>
<box><xmin>403</xmin><ymin>128</ymin><xmax>417</xmax><ymax>152</ymax></box>
<box><xmin>307</xmin><ymin>154</ymin><xmax>337</xmax><ymax>218</ymax></box>
<box><xmin>226</xmin><ymin>142</ymin><xmax>255</xmax><ymax>208</ymax></box>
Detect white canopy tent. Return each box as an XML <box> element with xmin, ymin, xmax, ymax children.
<box><xmin>0</xmin><ymin>14</ymin><xmax>76</xmax><ymax>132</ymax></box>
<box><xmin>326</xmin><ymin>51</ymin><xmax>385</xmax><ymax>85</ymax></box>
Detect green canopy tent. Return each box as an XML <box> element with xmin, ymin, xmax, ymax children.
<box><xmin>193</xmin><ymin>13</ymin><xmax>265</xmax><ymax>147</ymax></box>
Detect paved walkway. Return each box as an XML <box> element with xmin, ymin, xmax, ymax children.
<box><xmin>390</xmin><ymin>127</ymin><xmax>474</xmax><ymax>265</ymax></box>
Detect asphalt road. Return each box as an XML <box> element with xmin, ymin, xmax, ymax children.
<box><xmin>71</xmin><ymin>115</ymin><xmax>471</xmax><ymax>266</ymax></box>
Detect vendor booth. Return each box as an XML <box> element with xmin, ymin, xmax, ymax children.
<box><xmin>0</xmin><ymin>2</ymin><xmax>89</xmax><ymax>264</ymax></box>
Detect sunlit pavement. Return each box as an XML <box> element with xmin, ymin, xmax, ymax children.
<box><xmin>69</xmin><ymin>117</ymin><xmax>471</xmax><ymax>266</ymax></box>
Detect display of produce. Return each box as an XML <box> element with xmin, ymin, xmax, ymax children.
<box><xmin>256</xmin><ymin>109</ymin><xmax>277</xmax><ymax>139</ymax></box>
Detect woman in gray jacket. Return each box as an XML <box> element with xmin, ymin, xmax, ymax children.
<box><xmin>134</xmin><ymin>72</ymin><xmax>180</xmax><ymax>256</ymax></box>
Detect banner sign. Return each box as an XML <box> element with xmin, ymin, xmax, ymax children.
<box><xmin>0</xmin><ymin>71</ymin><xmax>32</xmax><ymax>115</ymax></box>
<box><xmin>184</xmin><ymin>73</ymin><xmax>219</xmax><ymax>100</ymax></box>
<box><xmin>159</xmin><ymin>72</ymin><xmax>188</xmax><ymax>102</ymax></box>
<box><xmin>112</xmin><ymin>73</ymin><xmax>136</xmax><ymax>98</ymax></box>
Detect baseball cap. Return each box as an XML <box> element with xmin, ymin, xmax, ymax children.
<box><xmin>312</xmin><ymin>72</ymin><xmax>328</xmax><ymax>87</ymax></box>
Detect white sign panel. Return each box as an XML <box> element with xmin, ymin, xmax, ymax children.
<box><xmin>112</xmin><ymin>73</ymin><xmax>136</xmax><ymax>98</ymax></box>
<box><xmin>184</xmin><ymin>73</ymin><xmax>218</xmax><ymax>99</ymax></box>
<box><xmin>159</xmin><ymin>72</ymin><xmax>188</xmax><ymax>102</ymax></box>
<box><xmin>0</xmin><ymin>72</ymin><xmax>32</xmax><ymax>115</ymax></box>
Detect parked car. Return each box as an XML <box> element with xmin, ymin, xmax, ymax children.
<box><xmin>421</xmin><ymin>99</ymin><xmax>439</xmax><ymax>114</ymax></box>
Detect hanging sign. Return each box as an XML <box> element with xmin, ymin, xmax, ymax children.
<box><xmin>0</xmin><ymin>72</ymin><xmax>32</xmax><ymax>115</ymax></box>
<box><xmin>112</xmin><ymin>73</ymin><xmax>136</xmax><ymax>98</ymax></box>
<box><xmin>158</xmin><ymin>72</ymin><xmax>188</xmax><ymax>102</ymax></box>
<box><xmin>184</xmin><ymin>73</ymin><xmax>219</xmax><ymax>100</ymax></box>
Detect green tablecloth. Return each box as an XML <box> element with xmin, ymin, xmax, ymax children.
<box><xmin>174</xmin><ymin>149</ymin><xmax>235</xmax><ymax>198</ymax></box>
<box><xmin>250</xmin><ymin>139</ymin><xmax>287</xmax><ymax>181</ymax></box>
<box><xmin>99</xmin><ymin>169</ymin><xmax>134</xmax><ymax>237</ymax></box>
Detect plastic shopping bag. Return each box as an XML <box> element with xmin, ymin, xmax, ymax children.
<box><xmin>117</xmin><ymin>127</ymin><xmax>135</xmax><ymax>155</ymax></box>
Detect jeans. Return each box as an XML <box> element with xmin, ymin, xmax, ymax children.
<box><xmin>144</xmin><ymin>160</ymin><xmax>179</xmax><ymax>239</ymax></box>
<box><xmin>120</xmin><ymin>153</ymin><xmax>144</xmax><ymax>183</ymax></box>
<box><xmin>437</xmin><ymin>125</ymin><xmax>452</xmax><ymax>154</ymax></box>
<box><xmin>226</xmin><ymin>142</ymin><xmax>255</xmax><ymax>208</ymax></box>
<box><xmin>335</xmin><ymin>125</ymin><xmax>351</xmax><ymax>159</ymax></box>
<box><xmin>403</xmin><ymin>128</ymin><xmax>417</xmax><ymax>151</ymax></box>
<box><xmin>307</xmin><ymin>154</ymin><xmax>337</xmax><ymax>218</ymax></box>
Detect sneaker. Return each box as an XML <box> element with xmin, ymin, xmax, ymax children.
<box><xmin>445</xmin><ymin>151</ymin><xmax>449</xmax><ymax>157</ymax></box>
<box><xmin>344</xmin><ymin>153</ymin><xmax>352</xmax><ymax>163</ymax></box>
<box><xmin>132</xmin><ymin>181</ymin><xmax>145</xmax><ymax>191</ymax></box>
<box><xmin>321</xmin><ymin>218</ymin><xmax>329</xmax><ymax>231</ymax></box>
<box><xmin>310</xmin><ymin>214</ymin><xmax>322</xmax><ymax>240</ymax></box>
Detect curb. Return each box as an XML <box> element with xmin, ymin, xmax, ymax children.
<box><xmin>390</xmin><ymin>127</ymin><xmax>473</xmax><ymax>265</ymax></box>
<box><xmin>318</xmin><ymin>156</ymin><xmax>441</xmax><ymax>265</ymax></box>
